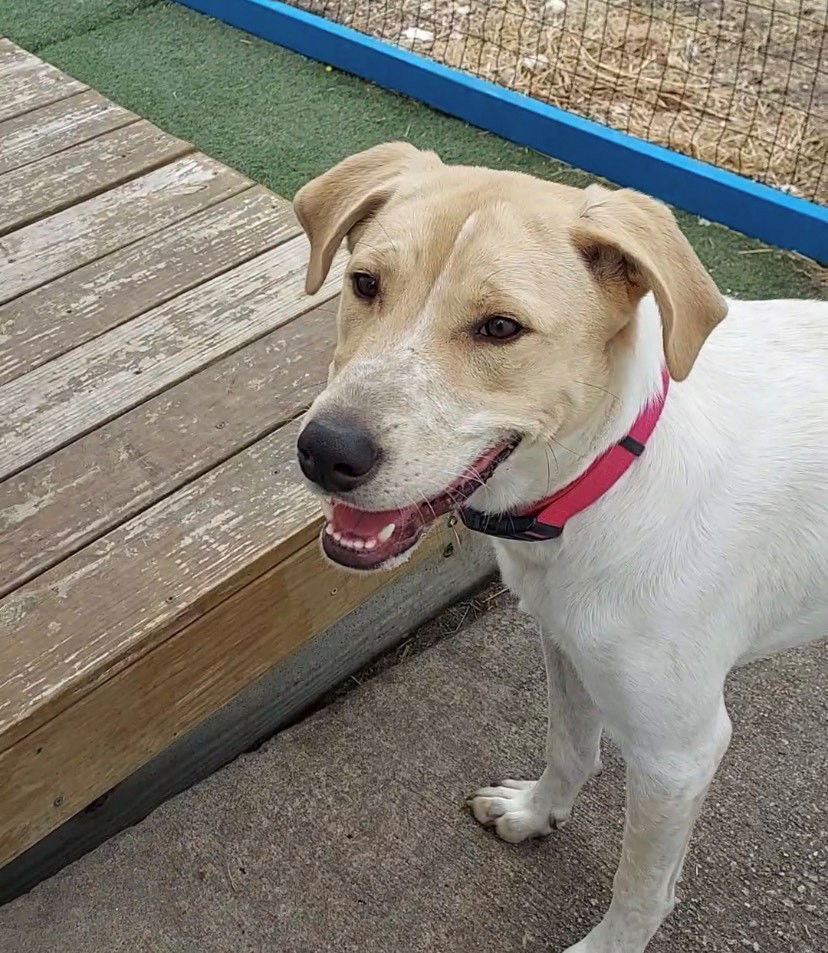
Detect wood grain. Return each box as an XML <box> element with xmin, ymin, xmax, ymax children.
<box><xmin>0</xmin><ymin>299</ymin><xmax>337</xmax><ymax>597</ymax></box>
<box><xmin>0</xmin><ymin>420</ymin><xmax>315</xmax><ymax>748</ymax></box>
<box><xmin>0</xmin><ymin>273</ymin><xmax>342</xmax><ymax>749</ymax></box>
<box><xmin>0</xmin><ymin>532</ymin><xmax>493</xmax><ymax>901</ymax></box>
<box><xmin>0</xmin><ymin>186</ymin><xmax>298</xmax><ymax>386</ymax></box>
<box><xmin>0</xmin><ymin>154</ymin><xmax>249</xmax><ymax>304</ymax></box>
<box><xmin>0</xmin><ymin>91</ymin><xmax>137</xmax><ymax>176</ymax></box>
<box><xmin>0</xmin><ymin>521</ymin><xmax>456</xmax><ymax>866</ymax></box>
<box><xmin>0</xmin><ymin>38</ymin><xmax>30</xmax><ymax>68</ymax></box>
<box><xmin>0</xmin><ymin>44</ymin><xmax>87</xmax><ymax>122</ymax></box>
<box><xmin>0</xmin><ymin>235</ymin><xmax>343</xmax><ymax>479</ymax></box>
<box><xmin>0</xmin><ymin>37</ymin><xmax>476</xmax><ymax>881</ymax></box>
<box><xmin>0</xmin><ymin>120</ymin><xmax>191</xmax><ymax>234</ymax></box>
<box><xmin>0</xmin><ymin>38</ymin><xmax>26</xmax><ymax>64</ymax></box>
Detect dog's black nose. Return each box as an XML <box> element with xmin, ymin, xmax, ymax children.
<box><xmin>297</xmin><ymin>416</ymin><xmax>381</xmax><ymax>493</ymax></box>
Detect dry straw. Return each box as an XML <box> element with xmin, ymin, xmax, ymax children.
<box><xmin>299</xmin><ymin>0</ymin><xmax>827</xmax><ymax>204</ymax></box>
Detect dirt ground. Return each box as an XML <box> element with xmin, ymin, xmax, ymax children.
<box><xmin>294</xmin><ymin>0</ymin><xmax>827</xmax><ymax>202</ymax></box>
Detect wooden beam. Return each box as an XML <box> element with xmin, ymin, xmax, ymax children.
<box><xmin>0</xmin><ymin>44</ymin><xmax>87</xmax><ymax>122</ymax></box>
<box><xmin>0</xmin><ymin>300</ymin><xmax>335</xmax><ymax>596</ymax></box>
<box><xmin>0</xmin><ymin>234</ymin><xmax>339</xmax><ymax>480</ymax></box>
<box><xmin>0</xmin><ymin>530</ymin><xmax>493</xmax><ymax>902</ymax></box>
<box><xmin>0</xmin><ymin>520</ymin><xmax>467</xmax><ymax>866</ymax></box>
<box><xmin>0</xmin><ymin>418</ymin><xmax>344</xmax><ymax>751</ymax></box>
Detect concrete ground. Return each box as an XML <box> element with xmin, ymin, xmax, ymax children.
<box><xmin>1</xmin><ymin>606</ymin><xmax>825</xmax><ymax>953</ymax></box>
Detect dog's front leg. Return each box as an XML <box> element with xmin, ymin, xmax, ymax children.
<box><xmin>566</xmin><ymin>701</ymin><xmax>733</xmax><ymax>953</ymax></box>
<box><xmin>469</xmin><ymin>631</ymin><xmax>602</xmax><ymax>842</ymax></box>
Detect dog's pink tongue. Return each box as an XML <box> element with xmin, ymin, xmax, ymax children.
<box><xmin>331</xmin><ymin>501</ymin><xmax>407</xmax><ymax>537</ymax></box>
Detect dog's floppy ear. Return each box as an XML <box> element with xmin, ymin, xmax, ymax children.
<box><xmin>570</xmin><ymin>185</ymin><xmax>727</xmax><ymax>380</ymax></box>
<box><xmin>294</xmin><ymin>142</ymin><xmax>438</xmax><ymax>294</ymax></box>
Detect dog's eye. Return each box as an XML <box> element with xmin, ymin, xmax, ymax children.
<box><xmin>477</xmin><ymin>316</ymin><xmax>524</xmax><ymax>341</ymax></box>
<box><xmin>352</xmin><ymin>272</ymin><xmax>379</xmax><ymax>300</ymax></box>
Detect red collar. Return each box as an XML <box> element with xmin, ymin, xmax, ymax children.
<box><xmin>460</xmin><ymin>370</ymin><xmax>670</xmax><ymax>542</ymax></box>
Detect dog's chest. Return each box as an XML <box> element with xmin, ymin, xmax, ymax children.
<box><xmin>490</xmin><ymin>529</ymin><xmax>650</xmax><ymax>645</ymax></box>
<box><xmin>492</xmin><ymin>539</ymin><xmax>575</xmax><ymax>630</ymax></box>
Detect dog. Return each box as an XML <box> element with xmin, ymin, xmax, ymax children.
<box><xmin>292</xmin><ymin>142</ymin><xmax>828</xmax><ymax>952</ymax></box>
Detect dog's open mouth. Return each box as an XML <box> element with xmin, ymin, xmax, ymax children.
<box><xmin>321</xmin><ymin>439</ymin><xmax>519</xmax><ymax>570</ymax></box>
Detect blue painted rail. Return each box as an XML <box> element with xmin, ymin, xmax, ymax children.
<box><xmin>175</xmin><ymin>0</ymin><xmax>827</xmax><ymax>263</ymax></box>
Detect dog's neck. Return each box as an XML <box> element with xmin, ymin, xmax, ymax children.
<box><xmin>471</xmin><ymin>295</ymin><xmax>667</xmax><ymax>516</ymax></box>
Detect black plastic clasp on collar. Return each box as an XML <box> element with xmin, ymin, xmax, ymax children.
<box><xmin>459</xmin><ymin>507</ymin><xmax>563</xmax><ymax>542</ymax></box>
<box><xmin>618</xmin><ymin>434</ymin><xmax>646</xmax><ymax>456</ymax></box>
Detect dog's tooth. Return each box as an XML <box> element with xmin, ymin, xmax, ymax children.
<box><xmin>324</xmin><ymin>523</ymin><xmax>335</xmax><ymax>536</ymax></box>
<box><xmin>321</xmin><ymin>499</ymin><xmax>333</xmax><ymax>520</ymax></box>
<box><xmin>333</xmin><ymin>531</ymin><xmax>343</xmax><ymax>543</ymax></box>
<box><xmin>364</xmin><ymin>539</ymin><xmax>377</xmax><ymax>551</ymax></box>
<box><xmin>352</xmin><ymin>538</ymin><xmax>365</xmax><ymax>551</ymax></box>
<box><xmin>378</xmin><ymin>523</ymin><xmax>396</xmax><ymax>543</ymax></box>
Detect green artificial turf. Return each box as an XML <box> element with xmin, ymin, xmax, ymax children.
<box><xmin>1</xmin><ymin>0</ymin><xmax>821</xmax><ymax>298</ymax></box>
<box><xmin>0</xmin><ymin>0</ymin><xmax>159</xmax><ymax>54</ymax></box>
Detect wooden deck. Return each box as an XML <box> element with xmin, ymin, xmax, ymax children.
<box><xmin>0</xmin><ymin>41</ymin><xmax>472</xmax><ymax>870</ymax></box>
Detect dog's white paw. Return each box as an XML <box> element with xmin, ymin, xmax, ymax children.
<box><xmin>561</xmin><ymin>933</ymin><xmax>640</xmax><ymax>953</ymax></box>
<box><xmin>561</xmin><ymin>916</ymin><xmax>655</xmax><ymax>953</ymax></box>
<box><xmin>561</xmin><ymin>940</ymin><xmax>601</xmax><ymax>953</ymax></box>
<box><xmin>467</xmin><ymin>778</ymin><xmax>566</xmax><ymax>843</ymax></box>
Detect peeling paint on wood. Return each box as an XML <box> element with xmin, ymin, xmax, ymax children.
<box><xmin>0</xmin><ymin>421</ymin><xmax>322</xmax><ymax>748</ymax></box>
<box><xmin>0</xmin><ymin>236</ymin><xmax>343</xmax><ymax>479</ymax></box>
<box><xmin>0</xmin><ymin>534</ymin><xmax>493</xmax><ymax>899</ymax></box>
<box><xmin>0</xmin><ymin>120</ymin><xmax>192</xmax><ymax>234</ymax></box>
<box><xmin>0</xmin><ymin>42</ymin><xmax>475</xmax><ymax>878</ymax></box>
<box><xmin>0</xmin><ymin>186</ymin><xmax>298</xmax><ymax>385</ymax></box>
<box><xmin>0</xmin><ymin>524</ymin><xmax>464</xmax><ymax>866</ymax></box>
<box><xmin>0</xmin><ymin>91</ymin><xmax>137</xmax><ymax>176</ymax></box>
<box><xmin>0</xmin><ymin>299</ymin><xmax>337</xmax><ymax>596</ymax></box>
<box><xmin>0</xmin><ymin>44</ymin><xmax>87</xmax><ymax>122</ymax></box>
<box><xmin>0</xmin><ymin>154</ymin><xmax>250</xmax><ymax>304</ymax></box>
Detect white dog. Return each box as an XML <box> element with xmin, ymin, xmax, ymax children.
<box><xmin>292</xmin><ymin>143</ymin><xmax>828</xmax><ymax>952</ymax></box>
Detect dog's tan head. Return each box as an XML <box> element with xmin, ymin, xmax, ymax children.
<box><xmin>294</xmin><ymin>143</ymin><xmax>726</xmax><ymax>570</ymax></box>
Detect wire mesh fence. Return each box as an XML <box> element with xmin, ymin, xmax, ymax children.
<box><xmin>291</xmin><ymin>0</ymin><xmax>827</xmax><ymax>204</ymax></box>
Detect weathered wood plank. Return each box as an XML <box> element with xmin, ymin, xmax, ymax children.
<box><xmin>0</xmin><ymin>46</ymin><xmax>87</xmax><ymax>122</ymax></box>
<box><xmin>0</xmin><ymin>120</ymin><xmax>191</xmax><ymax>234</ymax></box>
<box><xmin>0</xmin><ymin>533</ymin><xmax>493</xmax><ymax>900</ymax></box>
<box><xmin>0</xmin><ymin>519</ymin><xmax>465</xmax><ymax>866</ymax></box>
<box><xmin>0</xmin><ymin>187</ymin><xmax>299</xmax><ymax>386</ymax></box>
<box><xmin>0</xmin><ymin>39</ymin><xmax>25</xmax><ymax>64</ymax></box>
<box><xmin>0</xmin><ymin>278</ymin><xmax>342</xmax><ymax>748</ymax></box>
<box><xmin>0</xmin><ymin>154</ymin><xmax>250</xmax><ymax>304</ymax></box>
<box><xmin>0</xmin><ymin>299</ymin><xmax>336</xmax><ymax>597</ymax></box>
<box><xmin>0</xmin><ymin>419</ymin><xmax>316</xmax><ymax>750</ymax></box>
<box><xmin>0</xmin><ymin>235</ymin><xmax>342</xmax><ymax>479</ymax></box>
<box><xmin>0</xmin><ymin>38</ymin><xmax>30</xmax><ymax>68</ymax></box>
<box><xmin>0</xmin><ymin>91</ymin><xmax>137</xmax><ymax>176</ymax></box>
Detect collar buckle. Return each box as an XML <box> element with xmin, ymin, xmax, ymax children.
<box><xmin>459</xmin><ymin>507</ymin><xmax>563</xmax><ymax>542</ymax></box>
<box><xmin>458</xmin><ymin>369</ymin><xmax>670</xmax><ymax>544</ymax></box>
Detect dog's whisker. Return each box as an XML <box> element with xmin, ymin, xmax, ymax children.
<box><xmin>372</xmin><ymin>217</ymin><xmax>397</xmax><ymax>256</ymax></box>
<box><xmin>575</xmin><ymin>379</ymin><xmax>621</xmax><ymax>406</ymax></box>
<box><xmin>546</xmin><ymin>435</ymin><xmax>587</xmax><ymax>459</ymax></box>
<box><xmin>544</xmin><ymin>443</ymin><xmax>554</xmax><ymax>493</ymax></box>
